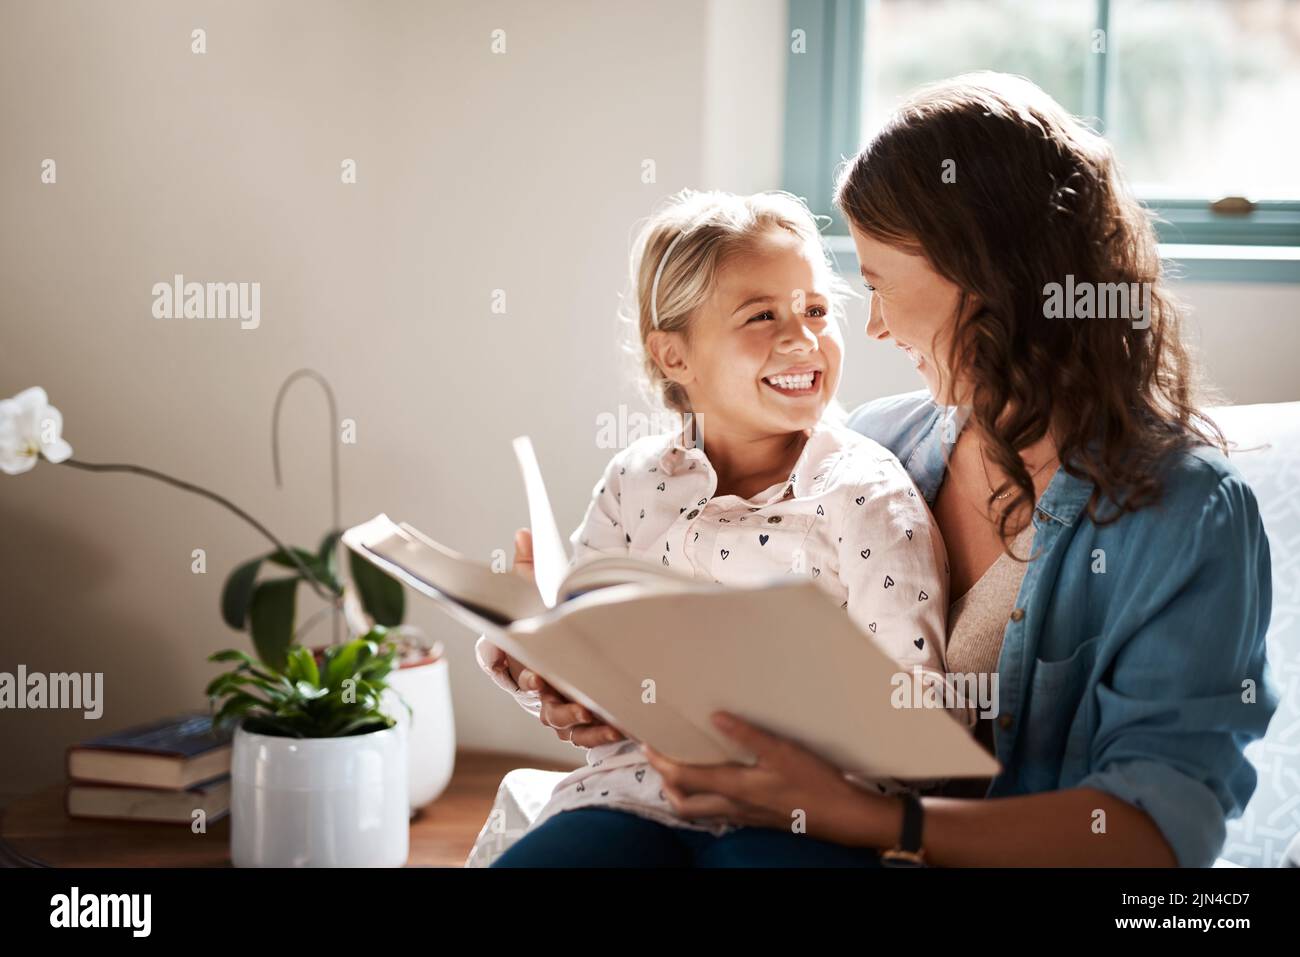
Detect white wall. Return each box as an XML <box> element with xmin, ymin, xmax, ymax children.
<box><xmin>1175</xmin><ymin>282</ymin><xmax>1300</xmax><ymax>407</ymax></box>
<box><xmin>0</xmin><ymin>0</ymin><xmax>719</xmax><ymax>790</ymax></box>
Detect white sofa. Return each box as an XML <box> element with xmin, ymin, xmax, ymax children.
<box><xmin>466</xmin><ymin>402</ymin><xmax>1300</xmax><ymax>868</ymax></box>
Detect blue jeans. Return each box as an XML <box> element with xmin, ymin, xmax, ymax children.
<box><xmin>491</xmin><ymin>808</ymin><xmax>882</xmax><ymax>867</ymax></box>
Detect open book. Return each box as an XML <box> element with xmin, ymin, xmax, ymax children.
<box><xmin>343</xmin><ymin>437</ymin><xmax>999</xmax><ymax>780</ymax></box>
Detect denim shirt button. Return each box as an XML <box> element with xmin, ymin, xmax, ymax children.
<box><xmin>1009</xmin><ymin>608</ymin><xmax>1025</xmax><ymax>622</ymax></box>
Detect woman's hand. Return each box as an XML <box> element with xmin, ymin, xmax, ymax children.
<box><xmin>643</xmin><ymin>712</ymin><xmax>901</xmax><ymax>848</ymax></box>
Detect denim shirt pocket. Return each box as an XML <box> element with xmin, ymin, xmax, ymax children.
<box><xmin>1018</xmin><ymin>634</ymin><xmax>1104</xmax><ymax>790</ymax></box>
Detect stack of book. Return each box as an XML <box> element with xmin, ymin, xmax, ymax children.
<box><xmin>65</xmin><ymin>713</ymin><xmax>233</xmax><ymax>824</ymax></box>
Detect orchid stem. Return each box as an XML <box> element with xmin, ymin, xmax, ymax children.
<box><xmin>60</xmin><ymin>458</ymin><xmax>340</xmax><ymax>602</ymax></box>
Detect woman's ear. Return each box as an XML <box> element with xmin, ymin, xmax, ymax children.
<box><xmin>646</xmin><ymin>329</ymin><xmax>693</xmax><ymax>388</ymax></box>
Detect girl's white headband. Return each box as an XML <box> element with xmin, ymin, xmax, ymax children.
<box><xmin>649</xmin><ymin>229</ymin><xmax>688</xmax><ymax>329</ymax></box>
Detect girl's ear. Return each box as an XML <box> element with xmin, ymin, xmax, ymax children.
<box><xmin>646</xmin><ymin>330</ymin><xmax>694</xmax><ymax>387</ymax></box>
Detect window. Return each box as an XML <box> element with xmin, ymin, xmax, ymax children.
<box><xmin>784</xmin><ymin>0</ymin><xmax>1300</xmax><ymax>281</ymax></box>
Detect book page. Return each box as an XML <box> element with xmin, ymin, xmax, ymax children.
<box><xmin>511</xmin><ymin>436</ymin><xmax>569</xmax><ymax>608</ymax></box>
<box><xmin>343</xmin><ymin>514</ymin><xmax>546</xmax><ymax>627</ymax></box>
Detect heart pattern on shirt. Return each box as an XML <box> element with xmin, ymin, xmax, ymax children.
<box><xmin>759</xmin><ymin>534</ymin><xmax>769</xmax><ymax>545</ymax></box>
<box><xmin>918</xmin><ymin>590</ymin><xmax>929</xmax><ymax>601</ymax></box>
<box><xmin>884</xmin><ymin>575</ymin><xmax>895</xmax><ymax>588</ymax></box>
<box><xmin>855</xmin><ymin>496</ymin><xmax>865</xmax><ymax>505</ymax></box>
<box><xmin>905</xmin><ymin>529</ymin><xmax>914</xmax><ymax>540</ymax></box>
<box><xmin>914</xmin><ymin>637</ymin><xmax>925</xmax><ymax>650</ymax></box>
<box><xmin>860</xmin><ymin>548</ymin><xmax>871</xmax><ymax>559</ymax></box>
<box><xmin>720</xmin><ymin>549</ymin><xmax>730</xmax><ymax>559</ymax></box>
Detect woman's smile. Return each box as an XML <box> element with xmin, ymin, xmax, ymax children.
<box><xmin>897</xmin><ymin>343</ymin><xmax>924</xmax><ymax>369</ymax></box>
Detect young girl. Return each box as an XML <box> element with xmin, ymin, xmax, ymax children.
<box><xmin>477</xmin><ymin>190</ymin><xmax>968</xmax><ymax>865</ymax></box>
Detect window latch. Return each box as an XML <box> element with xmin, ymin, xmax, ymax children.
<box><xmin>1209</xmin><ymin>196</ymin><xmax>1257</xmax><ymax>215</ymax></box>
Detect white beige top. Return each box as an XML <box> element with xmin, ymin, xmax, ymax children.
<box><xmin>940</xmin><ymin>523</ymin><xmax>1035</xmax><ymax>783</ymax></box>
<box><xmin>945</xmin><ymin>524</ymin><xmax>1036</xmax><ymax>679</ymax></box>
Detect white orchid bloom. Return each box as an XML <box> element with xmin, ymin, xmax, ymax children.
<box><xmin>0</xmin><ymin>387</ymin><xmax>73</xmax><ymax>475</ymax></box>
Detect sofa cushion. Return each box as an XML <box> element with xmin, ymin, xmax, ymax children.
<box><xmin>1208</xmin><ymin>403</ymin><xmax>1300</xmax><ymax>867</ymax></box>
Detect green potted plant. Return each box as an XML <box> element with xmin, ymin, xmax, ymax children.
<box><xmin>218</xmin><ymin>527</ymin><xmax>454</xmax><ymax>813</ymax></box>
<box><xmin>217</xmin><ymin>368</ymin><xmax>454</xmax><ymax>809</ymax></box>
<box><xmin>207</xmin><ymin>636</ymin><xmax>410</xmax><ymax>867</ymax></box>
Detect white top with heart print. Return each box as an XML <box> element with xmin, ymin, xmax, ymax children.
<box><xmin>476</xmin><ymin>416</ymin><xmax>963</xmax><ymax>836</ymax></box>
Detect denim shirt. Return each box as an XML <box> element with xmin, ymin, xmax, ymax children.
<box><xmin>847</xmin><ymin>390</ymin><xmax>1277</xmax><ymax>867</ymax></box>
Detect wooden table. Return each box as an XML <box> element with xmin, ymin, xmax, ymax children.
<box><xmin>0</xmin><ymin>750</ymin><xmax>573</xmax><ymax>868</ymax></box>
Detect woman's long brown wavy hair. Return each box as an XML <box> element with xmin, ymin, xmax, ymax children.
<box><xmin>834</xmin><ymin>72</ymin><xmax>1225</xmax><ymax>545</ymax></box>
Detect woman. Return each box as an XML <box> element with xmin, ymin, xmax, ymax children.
<box><xmin>502</xmin><ymin>72</ymin><xmax>1276</xmax><ymax>867</ymax></box>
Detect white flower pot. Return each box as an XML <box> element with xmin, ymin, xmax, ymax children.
<box><xmin>385</xmin><ymin>646</ymin><xmax>456</xmax><ymax>812</ymax></box>
<box><xmin>230</xmin><ymin>724</ymin><xmax>409</xmax><ymax>867</ymax></box>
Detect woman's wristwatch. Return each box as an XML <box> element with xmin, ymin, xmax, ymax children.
<box><xmin>879</xmin><ymin>793</ymin><xmax>926</xmax><ymax>867</ymax></box>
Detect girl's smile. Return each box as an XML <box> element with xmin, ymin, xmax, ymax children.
<box><xmin>762</xmin><ymin>367</ymin><xmax>824</xmax><ymax>397</ymax></box>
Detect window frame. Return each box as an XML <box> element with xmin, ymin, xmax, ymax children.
<box><xmin>784</xmin><ymin>0</ymin><xmax>1300</xmax><ymax>282</ymax></box>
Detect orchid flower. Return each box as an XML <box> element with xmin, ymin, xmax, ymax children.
<box><xmin>0</xmin><ymin>386</ymin><xmax>72</xmax><ymax>474</ymax></box>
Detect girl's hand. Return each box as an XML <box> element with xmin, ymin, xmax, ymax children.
<box><xmin>512</xmin><ymin>528</ymin><xmax>535</xmax><ymax>584</ymax></box>
<box><xmin>643</xmin><ymin>712</ymin><xmax>901</xmax><ymax>848</ymax></box>
<box><xmin>518</xmin><ymin>669</ymin><xmax>627</xmax><ymax>748</ymax></box>
<box><xmin>481</xmin><ymin>640</ymin><xmax>623</xmax><ymax>746</ymax></box>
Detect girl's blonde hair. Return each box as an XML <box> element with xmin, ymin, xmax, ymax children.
<box><xmin>622</xmin><ymin>189</ymin><xmax>851</xmax><ymax>414</ymax></box>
